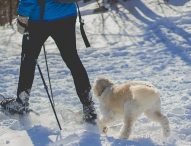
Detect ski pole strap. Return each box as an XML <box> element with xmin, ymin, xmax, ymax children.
<box><xmin>76</xmin><ymin>2</ymin><xmax>91</xmax><ymax>48</ymax></box>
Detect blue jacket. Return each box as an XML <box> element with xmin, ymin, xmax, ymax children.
<box><xmin>18</xmin><ymin>0</ymin><xmax>77</xmax><ymax>21</ymax></box>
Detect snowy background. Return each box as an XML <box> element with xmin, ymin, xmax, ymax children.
<box><xmin>0</xmin><ymin>0</ymin><xmax>191</xmax><ymax>145</ymax></box>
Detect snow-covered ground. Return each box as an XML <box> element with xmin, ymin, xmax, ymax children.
<box><xmin>0</xmin><ymin>0</ymin><xmax>191</xmax><ymax>145</ymax></box>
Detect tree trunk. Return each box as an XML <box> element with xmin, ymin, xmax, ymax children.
<box><xmin>0</xmin><ymin>0</ymin><xmax>17</xmax><ymax>26</ymax></box>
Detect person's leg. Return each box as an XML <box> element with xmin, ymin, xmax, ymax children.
<box><xmin>0</xmin><ymin>22</ymin><xmax>49</xmax><ymax>113</ymax></box>
<box><xmin>17</xmin><ymin>21</ymin><xmax>49</xmax><ymax>104</ymax></box>
<box><xmin>51</xmin><ymin>17</ymin><xmax>91</xmax><ymax>105</ymax></box>
<box><xmin>51</xmin><ymin>17</ymin><xmax>97</xmax><ymax>122</ymax></box>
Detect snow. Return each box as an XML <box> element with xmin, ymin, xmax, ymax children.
<box><xmin>0</xmin><ymin>0</ymin><xmax>191</xmax><ymax>145</ymax></box>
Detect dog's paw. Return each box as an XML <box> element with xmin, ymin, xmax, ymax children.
<box><xmin>103</xmin><ymin>127</ymin><xmax>108</xmax><ymax>134</ymax></box>
<box><xmin>119</xmin><ymin>129</ymin><xmax>130</xmax><ymax>139</ymax></box>
<box><xmin>119</xmin><ymin>133</ymin><xmax>129</xmax><ymax>139</ymax></box>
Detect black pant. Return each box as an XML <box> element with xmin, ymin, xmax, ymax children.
<box><xmin>17</xmin><ymin>16</ymin><xmax>91</xmax><ymax>105</ymax></box>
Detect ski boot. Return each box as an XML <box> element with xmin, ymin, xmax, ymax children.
<box><xmin>83</xmin><ymin>101</ymin><xmax>97</xmax><ymax>124</ymax></box>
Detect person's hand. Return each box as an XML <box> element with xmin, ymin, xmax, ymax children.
<box><xmin>17</xmin><ymin>15</ymin><xmax>28</xmax><ymax>34</ymax></box>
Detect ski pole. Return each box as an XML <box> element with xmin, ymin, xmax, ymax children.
<box><xmin>36</xmin><ymin>61</ymin><xmax>62</xmax><ymax>130</ymax></box>
<box><xmin>42</xmin><ymin>44</ymin><xmax>55</xmax><ymax>105</ymax></box>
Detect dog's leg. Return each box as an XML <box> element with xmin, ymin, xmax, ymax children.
<box><xmin>119</xmin><ymin>116</ymin><xmax>135</xmax><ymax>139</ymax></box>
<box><xmin>99</xmin><ymin>115</ymin><xmax>110</xmax><ymax>134</ymax></box>
<box><xmin>119</xmin><ymin>101</ymin><xmax>140</xmax><ymax>139</ymax></box>
<box><xmin>145</xmin><ymin>110</ymin><xmax>170</xmax><ymax>137</ymax></box>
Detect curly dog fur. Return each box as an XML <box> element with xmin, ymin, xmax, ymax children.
<box><xmin>93</xmin><ymin>77</ymin><xmax>170</xmax><ymax>139</ymax></box>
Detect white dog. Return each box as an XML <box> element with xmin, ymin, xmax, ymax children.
<box><xmin>93</xmin><ymin>77</ymin><xmax>170</xmax><ymax>139</ymax></box>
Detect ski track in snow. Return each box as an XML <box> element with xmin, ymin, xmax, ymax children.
<box><xmin>0</xmin><ymin>0</ymin><xmax>191</xmax><ymax>145</ymax></box>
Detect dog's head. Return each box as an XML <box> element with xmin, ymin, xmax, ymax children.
<box><xmin>93</xmin><ymin>77</ymin><xmax>113</xmax><ymax>97</ymax></box>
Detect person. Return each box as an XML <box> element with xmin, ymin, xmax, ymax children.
<box><xmin>0</xmin><ymin>0</ymin><xmax>97</xmax><ymax>123</ymax></box>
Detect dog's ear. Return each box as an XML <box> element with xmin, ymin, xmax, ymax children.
<box><xmin>93</xmin><ymin>78</ymin><xmax>113</xmax><ymax>97</ymax></box>
<box><xmin>93</xmin><ymin>79</ymin><xmax>103</xmax><ymax>97</ymax></box>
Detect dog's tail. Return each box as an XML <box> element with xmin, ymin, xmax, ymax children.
<box><xmin>130</xmin><ymin>85</ymin><xmax>160</xmax><ymax>107</ymax></box>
